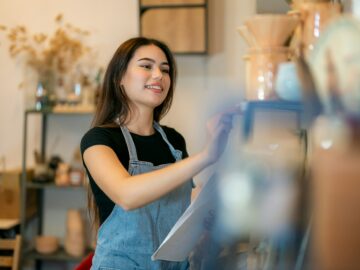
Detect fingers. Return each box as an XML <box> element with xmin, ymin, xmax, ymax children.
<box><xmin>221</xmin><ymin>102</ymin><xmax>246</xmax><ymax>117</ymax></box>
<box><xmin>216</xmin><ymin>102</ymin><xmax>245</xmax><ymax>129</ymax></box>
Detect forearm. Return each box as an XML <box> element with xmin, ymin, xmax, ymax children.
<box><xmin>117</xmin><ymin>151</ymin><xmax>210</xmax><ymax>210</ymax></box>
<box><xmin>84</xmin><ymin>144</ymin><xmax>212</xmax><ymax>211</ymax></box>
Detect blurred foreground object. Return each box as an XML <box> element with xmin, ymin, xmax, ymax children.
<box><xmin>311</xmin><ymin>119</ymin><xmax>360</xmax><ymax>270</ymax></box>
<box><xmin>310</xmin><ymin>16</ymin><xmax>360</xmax><ymax>116</ymax></box>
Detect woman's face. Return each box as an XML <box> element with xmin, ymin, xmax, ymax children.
<box><xmin>120</xmin><ymin>44</ymin><xmax>171</xmax><ymax>112</ymax></box>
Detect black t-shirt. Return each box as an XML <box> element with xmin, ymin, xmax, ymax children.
<box><xmin>80</xmin><ymin>125</ymin><xmax>189</xmax><ymax>225</ymax></box>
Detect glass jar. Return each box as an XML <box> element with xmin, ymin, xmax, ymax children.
<box><xmin>290</xmin><ymin>1</ymin><xmax>342</xmax><ymax>59</ymax></box>
<box><xmin>244</xmin><ymin>47</ymin><xmax>292</xmax><ymax>101</ymax></box>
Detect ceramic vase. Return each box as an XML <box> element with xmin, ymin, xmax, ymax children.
<box><xmin>64</xmin><ymin>209</ymin><xmax>85</xmax><ymax>257</ymax></box>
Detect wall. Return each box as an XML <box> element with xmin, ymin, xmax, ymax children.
<box><xmin>256</xmin><ymin>0</ymin><xmax>289</xmax><ymax>13</ymax></box>
<box><xmin>0</xmin><ymin>0</ymin><xmax>255</xmax><ymax>268</ymax></box>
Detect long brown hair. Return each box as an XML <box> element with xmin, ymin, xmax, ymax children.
<box><xmin>88</xmin><ymin>37</ymin><xmax>177</xmax><ymax>228</ymax></box>
<box><xmin>92</xmin><ymin>37</ymin><xmax>177</xmax><ymax>127</ymax></box>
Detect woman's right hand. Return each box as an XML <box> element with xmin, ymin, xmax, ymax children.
<box><xmin>202</xmin><ymin>105</ymin><xmax>244</xmax><ymax>165</ymax></box>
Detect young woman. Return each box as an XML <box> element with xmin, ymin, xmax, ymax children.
<box><xmin>81</xmin><ymin>37</ymin><xmax>239</xmax><ymax>270</ymax></box>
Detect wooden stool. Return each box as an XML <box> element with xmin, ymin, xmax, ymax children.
<box><xmin>0</xmin><ymin>235</ymin><xmax>21</xmax><ymax>270</ymax></box>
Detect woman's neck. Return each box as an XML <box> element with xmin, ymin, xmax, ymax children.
<box><xmin>125</xmin><ymin>109</ymin><xmax>155</xmax><ymax>136</ymax></box>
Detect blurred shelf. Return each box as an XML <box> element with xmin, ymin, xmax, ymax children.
<box><xmin>25</xmin><ymin>108</ymin><xmax>94</xmax><ymax>115</ymax></box>
<box><xmin>24</xmin><ymin>247</ymin><xmax>93</xmax><ymax>262</ymax></box>
<box><xmin>242</xmin><ymin>100</ymin><xmax>303</xmax><ymax>139</ymax></box>
<box><xmin>26</xmin><ymin>182</ymin><xmax>86</xmax><ymax>190</ymax></box>
<box><xmin>140</xmin><ymin>3</ymin><xmax>205</xmax><ymax>12</ymax></box>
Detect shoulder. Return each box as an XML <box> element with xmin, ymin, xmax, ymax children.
<box><xmin>160</xmin><ymin>125</ymin><xmax>187</xmax><ymax>153</ymax></box>
<box><xmin>80</xmin><ymin>126</ymin><xmax>123</xmax><ymax>154</ymax></box>
<box><xmin>161</xmin><ymin>125</ymin><xmax>185</xmax><ymax>142</ymax></box>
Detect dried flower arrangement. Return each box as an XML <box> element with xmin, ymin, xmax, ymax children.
<box><xmin>0</xmin><ymin>14</ymin><xmax>91</xmax><ymax>92</ymax></box>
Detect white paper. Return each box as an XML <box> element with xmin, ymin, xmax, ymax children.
<box><xmin>152</xmin><ymin>174</ymin><xmax>217</xmax><ymax>262</ymax></box>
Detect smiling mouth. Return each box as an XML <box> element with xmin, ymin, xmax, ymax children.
<box><xmin>145</xmin><ymin>85</ymin><xmax>162</xmax><ymax>91</ymax></box>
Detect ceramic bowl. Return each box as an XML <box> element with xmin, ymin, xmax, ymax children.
<box><xmin>35</xmin><ymin>235</ymin><xmax>59</xmax><ymax>254</ymax></box>
<box><xmin>275</xmin><ymin>61</ymin><xmax>302</xmax><ymax>101</ymax></box>
<box><xmin>245</xmin><ymin>14</ymin><xmax>299</xmax><ymax>47</ymax></box>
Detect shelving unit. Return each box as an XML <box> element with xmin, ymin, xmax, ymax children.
<box><xmin>139</xmin><ymin>0</ymin><xmax>208</xmax><ymax>54</ymax></box>
<box><xmin>24</xmin><ymin>247</ymin><xmax>93</xmax><ymax>262</ymax></box>
<box><xmin>242</xmin><ymin>100</ymin><xmax>303</xmax><ymax>139</ymax></box>
<box><xmin>20</xmin><ymin>109</ymin><xmax>93</xmax><ymax>269</ymax></box>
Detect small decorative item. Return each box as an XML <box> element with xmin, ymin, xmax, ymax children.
<box><xmin>69</xmin><ymin>149</ymin><xmax>85</xmax><ymax>186</ymax></box>
<box><xmin>0</xmin><ymin>14</ymin><xmax>94</xmax><ymax>110</ymax></box>
<box><xmin>35</xmin><ymin>235</ymin><xmax>59</xmax><ymax>254</ymax></box>
<box><xmin>55</xmin><ymin>162</ymin><xmax>70</xmax><ymax>186</ymax></box>
<box><xmin>65</xmin><ymin>209</ymin><xmax>85</xmax><ymax>257</ymax></box>
<box><xmin>35</xmin><ymin>82</ymin><xmax>50</xmax><ymax>111</ymax></box>
<box><xmin>32</xmin><ymin>150</ymin><xmax>52</xmax><ymax>183</ymax></box>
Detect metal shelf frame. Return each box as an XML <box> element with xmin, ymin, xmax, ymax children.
<box><xmin>20</xmin><ymin>109</ymin><xmax>92</xmax><ymax>269</ymax></box>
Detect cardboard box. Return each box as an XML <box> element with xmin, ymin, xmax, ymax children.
<box><xmin>0</xmin><ymin>169</ymin><xmax>37</xmax><ymax>219</ymax></box>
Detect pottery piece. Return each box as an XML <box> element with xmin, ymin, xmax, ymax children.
<box><xmin>244</xmin><ymin>47</ymin><xmax>292</xmax><ymax>100</ymax></box>
<box><xmin>245</xmin><ymin>14</ymin><xmax>299</xmax><ymax>48</ymax></box>
<box><xmin>237</xmin><ymin>25</ymin><xmax>258</xmax><ymax>48</ymax></box>
<box><xmin>55</xmin><ymin>162</ymin><xmax>70</xmax><ymax>186</ymax></box>
<box><xmin>35</xmin><ymin>235</ymin><xmax>59</xmax><ymax>254</ymax></box>
<box><xmin>64</xmin><ymin>209</ymin><xmax>85</xmax><ymax>257</ymax></box>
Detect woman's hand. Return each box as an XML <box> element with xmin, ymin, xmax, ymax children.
<box><xmin>202</xmin><ymin>105</ymin><xmax>244</xmax><ymax>165</ymax></box>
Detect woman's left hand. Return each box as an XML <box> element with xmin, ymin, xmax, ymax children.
<box><xmin>203</xmin><ymin>105</ymin><xmax>244</xmax><ymax>165</ymax></box>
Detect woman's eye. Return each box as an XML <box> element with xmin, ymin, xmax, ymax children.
<box><xmin>141</xmin><ymin>64</ymin><xmax>152</xmax><ymax>70</ymax></box>
<box><xmin>162</xmin><ymin>69</ymin><xmax>170</xmax><ymax>74</ymax></box>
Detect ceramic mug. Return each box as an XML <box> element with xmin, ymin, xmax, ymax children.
<box><xmin>275</xmin><ymin>61</ymin><xmax>302</xmax><ymax>101</ymax></box>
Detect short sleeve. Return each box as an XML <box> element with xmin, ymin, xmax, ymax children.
<box><xmin>80</xmin><ymin>127</ymin><xmax>115</xmax><ymax>155</ymax></box>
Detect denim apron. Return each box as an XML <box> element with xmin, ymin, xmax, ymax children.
<box><xmin>91</xmin><ymin>122</ymin><xmax>192</xmax><ymax>270</ymax></box>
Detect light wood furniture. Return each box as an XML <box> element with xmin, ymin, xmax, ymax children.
<box><xmin>0</xmin><ymin>219</ymin><xmax>19</xmax><ymax>231</ymax></box>
<box><xmin>0</xmin><ymin>235</ymin><xmax>22</xmax><ymax>270</ymax></box>
<box><xmin>139</xmin><ymin>0</ymin><xmax>208</xmax><ymax>54</ymax></box>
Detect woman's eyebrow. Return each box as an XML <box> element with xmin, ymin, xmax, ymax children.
<box><xmin>137</xmin><ymin>57</ymin><xmax>169</xmax><ymax>66</ymax></box>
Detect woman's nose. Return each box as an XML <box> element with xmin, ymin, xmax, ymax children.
<box><xmin>152</xmin><ymin>67</ymin><xmax>163</xmax><ymax>80</ymax></box>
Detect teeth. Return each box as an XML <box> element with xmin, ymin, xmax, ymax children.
<box><xmin>145</xmin><ymin>85</ymin><xmax>161</xmax><ymax>90</ymax></box>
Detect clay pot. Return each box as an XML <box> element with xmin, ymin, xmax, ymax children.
<box><xmin>64</xmin><ymin>209</ymin><xmax>85</xmax><ymax>257</ymax></box>
<box><xmin>35</xmin><ymin>235</ymin><xmax>59</xmax><ymax>254</ymax></box>
<box><xmin>245</xmin><ymin>14</ymin><xmax>299</xmax><ymax>48</ymax></box>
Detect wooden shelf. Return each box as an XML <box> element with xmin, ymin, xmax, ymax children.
<box><xmin>24</xmin><ymin>247</ymin><xmax>92</xmax><ymax>262</ymax></box>
<box><xmin>140</xmin><ymin>3</ymin><xmax>205</xmax><ymax>12</ymax></box>
<box><xmin>242</xmin><ymin>100</ymin><xmax>303</xmax><ymax>139</ymax></box>
<box><xmin>26</xmin><ymin>182</ymin><xmax>85</xmax><ymax>190</ymax></box>
<box><xmin>25</xmin><ymin>109</ymin><xmax>94</xmax><ymax>115</ymax></box>
<box><xmin>0</xmin><ymin>219</ymin><xmax>20</xmax><ymax>230</ymax></box>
